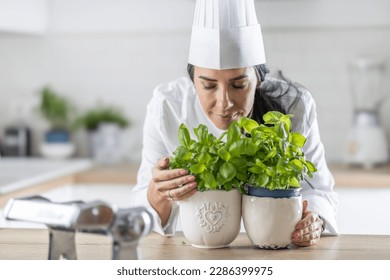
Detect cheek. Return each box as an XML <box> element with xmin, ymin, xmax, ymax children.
<box><xmin>196</xmin><ymin>89</ymin><xmax>214</xmax><ymax>111</ymax></box>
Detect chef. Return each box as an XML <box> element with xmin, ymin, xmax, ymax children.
<box><xmin>130</xmin><ymin>0</ymin><xmax>338</xmax><ymax>247</ymax></box>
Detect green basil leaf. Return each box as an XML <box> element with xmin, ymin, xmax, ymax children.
<box><xmin>236</xmin><ymin>171</ymin><xmax>247</xmax><ymax>182</ymax></box>
<box><xmin>290</xmin><ymin>132</ymin><xmax>306</xmax><ymax>148</ymax></box>
<box><xmin>280</xmin><ymin>114</ymin><xmax>293</xmax><ymax>132</ymax></box>
<box><xmin>248</xmin><ymin>165</ymin><xmax>263</xmax><ymax>174</ymax></box>
<box><xmin>263</xmin><ymin>111</ymin><xmax>284</xmax><ymax>125</ymax></box>
<box><xmin>244</xmin><ymin>142</ymin><xmax>258</xmax><ymax>155</ymax></box>
<box><xmin>305</xmin><ymin>161</ymin><xmax>317</xmax><ymax>173</ymax></box>
<box><xmin>255</xmin><ymin>159</ymin><xmax>267</xmax><ymax>169</ymax></box>
<box><xmin>178</xmin><ymin>123</ymin><xmax>191</xmax><ymax>148</ymax></box>
<box><xmin>219</xmin><ymin>162</ymin><xmax>236</xmax><ymax>181</ymax></box>
<box><xmin>289</xmin><ymin>177</ymin><xmax>301</xmax><ymax>187</ymax></box>
<box><xmin>196</xmin><ymin>151</ymin><xmax>211</xmax><ymax>164</ymax></box>
<box><xmin>227</xmin><ymin>121</ymin><xmax>241</xmax><ymax>144</ymax></box>
<box><xmin>239</xmin><ymin>117</ymin><xmax>259</xmax><ymax>134</ymax></box>
<box><xmin>223</xmin><ymin>181</ymin><xmax>233</xmax><ymax>191</ymax></box>
<box><xmin>228</xmin><ymin>140</ymin><xmax>243</xmax><ymax>157</ymax></box>
<box><xmin>291</xmin><ymin>159</ymin><xmax>304</xmax><ymax>172</ymax></box>
<box><xmin>275</xmin><ymin>123</ymin><xmax>288</xmax><ymax>139</ymax></box>
<box><xmin>189</xmin><ymin>142</ymin><xmax>201</xmax><ymax>152</ymax></box>
<box><xmin>202</xmin><ymin>171</ymin><xmax>217</xmax><ymax>189</ymax></box>
<box><xmin>173</xmin><ymin>146</ymin><xmax>192</xmax><ymax>161</ymax></box>
<box><xmin>264</xmin><ymin>147</ymin><xmax>277</xmax><ymax>160</ymax></box>
<box><xmin>255</xmin><ymin>174</ymin><xmax>269</xmax><ymax>187</ymax></box>
<box><xmin>216</xmin><ymin>172</ymin><xmax>227</xmax><ymax>185</ymax></box>
<box><xmin>265</xmin><ymin>167</ymin><xmax>276</xmax><ymax>177</ymax></box>
<box><xmin>194</xmin><ymin>125</ymin><xmax>208</xmax><ymax>145</ymax></box>
<box><xmin>218</xmin><ymin>147</ymin><xmax>231</xmax><ymax>161</ymax></box>
<box><xmin>230</xmin><ymin>157</ymin><xmax>248</xmax><ymax>170</ymax></box>
<box><xmin>190</xmin><ymin>163</ymin><xmax>205</xmax><ymax>174</ymax></box>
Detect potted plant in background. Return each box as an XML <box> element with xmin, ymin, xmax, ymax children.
<box><xmin>73</xmin><ymin>106</ymin><xmax>130</xmax><ymax>164</ymax></box>
<box><xmin>170</xmin><ymin>111</ymin><xmax>316</xmax><ymax>249</ymax></box>
<box><xmin>38</xmin><ymin>87</ymin><xmax>75</xmax><ymax>158</ymax></box>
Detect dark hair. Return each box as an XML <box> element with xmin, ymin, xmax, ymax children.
<box><xmin>187</xmin><ymin>63</ymin><xmax>300</xmax><ymax>124</ymax></box>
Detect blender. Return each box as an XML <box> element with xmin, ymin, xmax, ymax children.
<box><xmin>345</xmin><ymin>57</ymin><xmax>389</xmax><ymax>168</ymax></box>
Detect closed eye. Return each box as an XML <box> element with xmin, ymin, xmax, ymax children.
<box><xmin>201</xmin><ymin>83</ymin><xmax>216</xmax><ymax>90</ymax></box>
<box><xmin>232</xmin><ymin>84</ymin><xmax>247</xmax><ymax>89</ymax></box>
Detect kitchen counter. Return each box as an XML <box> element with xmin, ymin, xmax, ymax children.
<box><xmin>0</xmin><ymin>230</ymin><xmax>389</xmax><ymax>260</ymax></box>
<box><xmin>0</xmin><ymin>160</ymin><xmax>139</xmax><ymax>208</ymax></box>
<box><xmin>330</xmin><ymin>164</ymin><xmax>390</xmax><ymax>188</ymax></box>
<box><xmin>0</xmin><ymin>158</ymin><xmax>93</xmax><ymax>195</ymax></box>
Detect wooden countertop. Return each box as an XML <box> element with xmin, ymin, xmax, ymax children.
<box><xmin>330</xmin><ymin>164</ymin><xmax>390</xmax><ymax>188</ymax></box>
<box><xmin>0</xmin><ymin>229</ymin><xmax>389</xmax><ymax>260</ymax></box>
<box><xmin>0</xmin><ymin>162</ymin><xmax>139</xmax><ymax>208</ymax></box>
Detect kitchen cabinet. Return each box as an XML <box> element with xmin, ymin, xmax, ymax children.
<box><xmin>0</xmin><ymin>0</ymin><xmax>47</xmax><ymax>34</ymax></box>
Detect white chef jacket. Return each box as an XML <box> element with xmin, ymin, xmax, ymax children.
<box><xmin>130</xmin><ymin>76</ymin><xmax>339</xmax><ymax>236</ymax></box>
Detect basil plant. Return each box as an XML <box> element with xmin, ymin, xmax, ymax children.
<box><xmin>169</xmin><ymin>111</ymin><xmax>317</xmax><ymax>193</ymax></box>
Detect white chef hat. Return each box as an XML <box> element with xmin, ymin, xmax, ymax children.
<box><xmin>188</xmin><ymin>0</ymin><xmax>266</xmax><ymax>70</ymax></box>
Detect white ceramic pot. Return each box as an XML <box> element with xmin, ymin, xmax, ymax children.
<box><xmin>40</xmin><ymin>142</ymin><xmax>75</xmax><ymax>159</ymax></box>
<box><xmin>242</xmin><ymin>193</ymin><xmax>302</xmax><ymax>249</ymax></box>
<box><xmin>88</xmin><ymin>123</ymin><xmax>123</xmax><ymax>164</ymax></box>
<box><xmin>179</xmin><ymin>189</ymin><xmax>241</xmax><ymax>248</ymax></box>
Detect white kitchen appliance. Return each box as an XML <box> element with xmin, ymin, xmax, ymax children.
<box><xmin>345</xmin><ymin>57</ymin><xmax>389</xmax><ymax>168</ymax></box>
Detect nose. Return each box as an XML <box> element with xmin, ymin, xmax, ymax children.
<box><xmin>216</xmin><ymin>86</ymin><xmax>233</xmax><ymax>111</ymax></box>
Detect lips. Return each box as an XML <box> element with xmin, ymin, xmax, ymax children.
<box><xmin>214</xmin><ymin>112</ymin><xmax>238</xmax><ymax>120</ymax></box>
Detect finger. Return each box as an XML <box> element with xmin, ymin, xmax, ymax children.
<box><xmin>171</xmin><ymin>181</ymin><xmax>198</xmax><ymax>199</ymax></box>
<box><xmin>293</xmin><ymin>220</ymin><xmax>322</xmax><ymax>237</ymax></box>
<box><xmin>156</xmin><ymin>174</ymin><xmax>197</xmax><ymax>193</ymax></box>
<box><xmin>152</xmin><ymin>166</ymin><xmax>189</xmax><ymax>182</ymax></box>
<box><xmin>292</xmin><ymin>228</ymin><xmax>322</xmax><ymax>247</ymax></box>
<box><xmin>295</xmin><ymin>211</ymin><xmax>318</xmax><ymax>230</ymax></box>
<box><xmin>291</xmin><ymin>217</ymin><xmax>323</xmax><ymax>246</ymax></box>
<box><xmin>302</xmin><ymin>200</ymin><xmax>309</xmax><ymax>212</ymax></box>
<box><xmin>302</xmin><ymin>200</ymin><xmax>309</xmax><ymax>213</ymax></box>
<box><xmin>157</xmin><ymin>157</ymin><xmax>170</xmax><ymax>169</ymax></box>
<box><xmin>168</xmin><ymin>182</ymin><xmax>198</xmax><ymax>201</ymax></box>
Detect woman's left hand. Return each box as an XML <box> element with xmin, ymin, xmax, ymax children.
<box><xmin>291</xmin><ymin>200</ymin><xmax>324</xmax><ymax>247</ymax></box>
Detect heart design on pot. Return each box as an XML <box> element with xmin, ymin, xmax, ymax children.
<box><xmin>196</xmin><ymin>201</ymin><xmax>229</xmax><ymax>233</ymax></box>
<box><xmin>204</xmin><ymin>210</ymin><xmax>222</xmax><ymax>226</ymax></box>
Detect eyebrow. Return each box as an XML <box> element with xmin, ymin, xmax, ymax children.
<box><xmin>198</xmin><ymin>74</ymin><xmax>248</xmax><ymax>82</ymax></box>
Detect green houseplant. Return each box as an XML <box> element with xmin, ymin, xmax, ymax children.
<box><xmin>170</xmin><ymin>111</ymin><xmax>316</xmax><ymax>249</ymax></box>
<box><xmin>73</xmin><ymin>106</ymin><xmax>130</xmax><ymax>164</ymax></box>
<box><xmin>169</xmin><ymin>111</ymin><xmax>316</xmax><ymax>193</ymax></box>
<box><xmin>73</xmin><ymin>106</ymin><xmax>130</xmax><ymax>132</ymax></box>
<box><xmin>39</xmin><ymin>87</ymin><xmax>73</xmax><ymax>130</ymax></box>
<box><xmin>38</xmin><ymin>87</ymin><xmax>75</xmax><ymax>158</ymax></box>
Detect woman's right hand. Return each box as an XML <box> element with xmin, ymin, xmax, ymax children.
<box><xmin>147</xmin><ymin>157</ymin><xmax>198</xmax><ymax>226</ymax></box>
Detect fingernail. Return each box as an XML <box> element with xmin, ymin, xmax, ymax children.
<box><xmin>187</xmin><ymin>175</ymin><xmax>195</xmax><ymax>182</ymax></box>
<box><xmin>180</xmin><ymin>170</ymin><xmax>189</xmax><ymax>175</ymax></box>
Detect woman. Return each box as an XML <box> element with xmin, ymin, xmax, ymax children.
<box><xmin>130</xmin><ymin>0</ymin><xmax>338</xmax><ymax>247</ymax></box>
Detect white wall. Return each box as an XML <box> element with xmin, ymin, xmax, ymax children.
<box><xmin>0</xmin><ymin>0</ymin><xmax>47</xmax><ymax>34</ymax></box>
<box><xmin>1</xmin><ymin>0</ymin><xmax>390</xmax><ymax>163</ymax></box>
